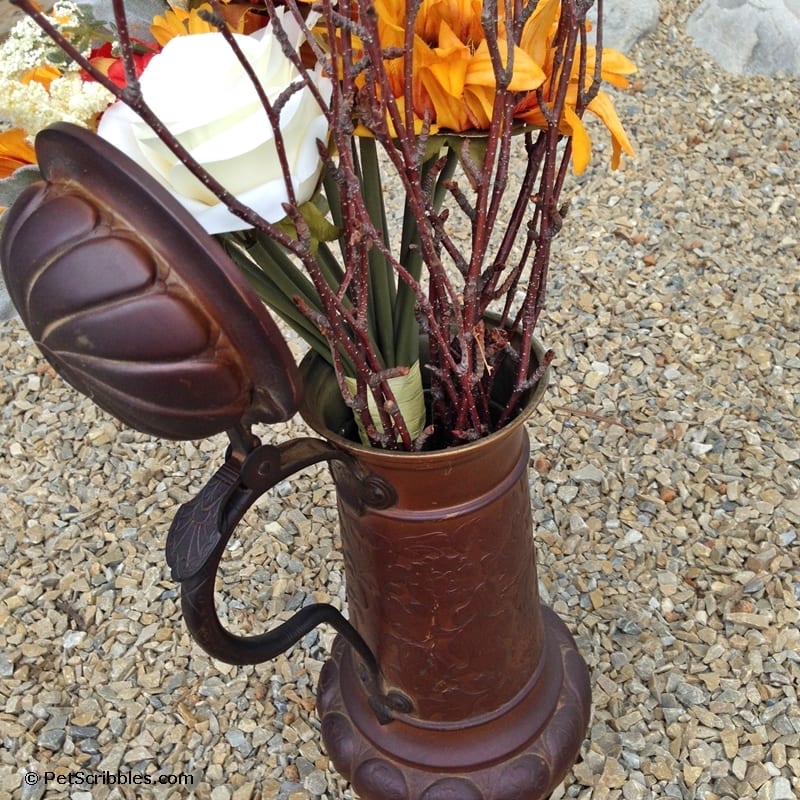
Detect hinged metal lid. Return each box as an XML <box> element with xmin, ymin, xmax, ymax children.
<box><xmin>1</xmin><ymin>123</ymin><xmax>302</xmax><ymax>440</ymax></box>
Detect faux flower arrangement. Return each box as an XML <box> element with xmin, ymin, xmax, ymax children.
<box><xmin>1</xmin><ymin>0</ymin><xmax>635</xmax><ymax>451</ymax></box>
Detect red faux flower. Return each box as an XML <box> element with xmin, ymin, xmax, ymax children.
<box><xmin>86</xmin><ymin>41</ymin><xmax>160</xmax><ymax>88</ymax></box>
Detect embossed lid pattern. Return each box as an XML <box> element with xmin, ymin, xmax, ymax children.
<box><xmin>0</xmin><ymin>123</ymin><xmax>302</xmax><ymax>440</ymax></box>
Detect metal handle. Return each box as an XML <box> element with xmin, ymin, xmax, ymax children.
<box><xmin>165</xmin><ymin>432</ymin><xmax>410</xmax><ymax>723</ymax></box>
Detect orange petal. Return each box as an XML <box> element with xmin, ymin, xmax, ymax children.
<box><xmin>21</xmin><ymin>64</ymin><xmax>61</xmax><ymax>90</ymax></box>
<box><xmin>374</xmin><ymin>0</ymin><xmax>406</xmax><ymax>47</ymax></box>
<box><xmin>562</xmin><ymin>105</ymin><xmax>591</xmax><ymax>174</ymax></box>
<box><xmin>587</xmin><ymin>90</ymin><xmax>634</xmax><ymax>168</ymax></box>
<box><xmin>521</xmin><ymin>0</ymin><xmax>560</xmax><ymax>66</ymax></box>
<box><xmin>598</xmin><ymin>48</ymin><xmax>637</xmax><ymax>86</ymax></box>
<box><xmin>463</xmin><ymin>84</ymin><xmax>495</xmax><ymax>129</ymax></box>
<box><xmin>421</xmin><ymin>50</ymin><xmax>471</xmax><ymax>129</ymax></box>
<box><xmin>0</xmin><ymin>129</ymin><xmax>37</xmax><ymax>178</ymax></box>
<box><xmin>577</xmin><ymin>47</ymin><xmax>637</xmax><ymax>89</ymax></box>
<box><xmin>466</xmin><ymin>40</ymin><xmax>546</xmax><ymax>92</ymax></box>
<box><xmin>215</xmin><ymin>3</ymin><xmax>268</xmax><ymax>34</ymax></box>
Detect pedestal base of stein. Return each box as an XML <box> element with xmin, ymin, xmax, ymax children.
<box><xmin>317</xmin><ymin>605</ymin><xmax>591</xmax><ymax>800</ymax></box>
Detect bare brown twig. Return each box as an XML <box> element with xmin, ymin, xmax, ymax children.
<box><xmin>14</xmin><ymin>0</ymin><xmax>606</xmax><ymax>449</ymax></box>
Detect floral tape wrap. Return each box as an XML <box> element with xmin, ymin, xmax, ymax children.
<box><xmin>345</xmin><ymin>361</ymin><xmax>426</xmax><ymax>444</ymax></box>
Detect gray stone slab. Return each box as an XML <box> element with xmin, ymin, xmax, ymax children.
<box><xmin>687</xmin><ymin>0</ymin><xmax>800</xmax><ymax>75</ymax></box>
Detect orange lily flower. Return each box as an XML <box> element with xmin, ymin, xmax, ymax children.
<box><xmin>462</xmin><ymin>39</ymin><xmax>546</xmax><ymax>128</ymax></box>
<box><xmin>415</xmin><ymin>0</ymin><xmax>485</xmax><ymax>46</ymax></box>
<box><xmin>370</xmin><ymin>0</ymin><xmax>546</xmax><ymax>134</ymax></box>
<box><xmin>365</xmin><ymin>0</ymin><xmax>634</xmax><ymax>168</ymax></box>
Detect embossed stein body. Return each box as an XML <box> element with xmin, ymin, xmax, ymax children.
<box><xmin>301</xmin><ymin>352</ymin><xmax>592</xmax><ymax>800</ymax></box>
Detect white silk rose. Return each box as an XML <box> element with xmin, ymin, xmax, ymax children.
<box><xmin>97</xmin><ymin>14</ymin><xmax>331</xmax><ymax>234</ymax></box>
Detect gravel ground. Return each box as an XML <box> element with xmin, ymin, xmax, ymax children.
<box><xmin>1</xmin><ymin>1</ymin><xmax>799</xmax><ymax>799</ymax></box>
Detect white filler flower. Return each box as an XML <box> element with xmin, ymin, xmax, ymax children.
<box><xmin>98</xmin><ymin>17</ymin><xmax>331</xmax><ymax>234</ymax></box>
<box><xmin>0</xmin><ymin>2</ymin><xmax>114</xmax><ymax>136</ymax></box>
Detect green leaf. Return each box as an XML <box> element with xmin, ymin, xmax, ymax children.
<box><xmin>274</xmin><ymin>200</ymin><xmax>341</xmax><ymax>253</ymax></box>
<box><xmin>300</xmin><ymin>200</ymin><xmax>341</xmax><ymax>244</ymax></box>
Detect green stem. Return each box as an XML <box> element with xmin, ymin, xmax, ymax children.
<box><xmin>250</xmin><ymin>232</ymin><xmax>322</xmax><ymax>309</ymax></box>
<box><xmin>225</xmin><ymin>243</ymin><xmax>334</xmax><ymax>364</ymax></box>
<box><xmin>315</xmin><ymin>240</ymin><xmax>347</xmax><ymax>295</ymax></box>
<box><xmin>322</xmin><ymin>169</ymin><xmax>345</xmax><ymax>260</ymax></box>
<box><xmin>394</xmin><ymin>212</ymin><xmax>423</xmax><ymax>367</ymax></box>
<box><xmin>394</xmin><ymin>146</ymin><xmax>460</xmax><ymax>366</ymax></box>
<box><xmin>224</xmin><ymin>234</ymin><xmax>361</xmax><ymax>374</ymax></box>
<box><xmin>359</xmin><ymin>136</ymin><xmax>396</xmax><ymax>367</ymax></box>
